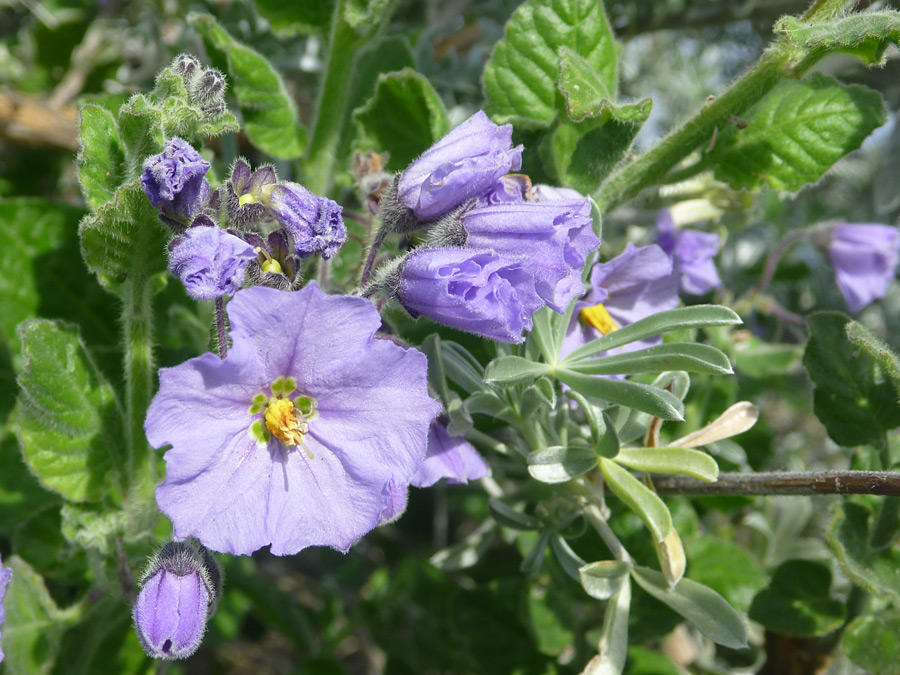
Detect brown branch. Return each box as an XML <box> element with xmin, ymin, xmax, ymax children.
<box><xmin>653</xmin><ymin>471</ymin><xmax>900</xmax><ymax>497</ymax></box>
<box><xmin>0</xmin><ymin>92</ymin><xmax>78</xmax><ymax>151</ymax></box>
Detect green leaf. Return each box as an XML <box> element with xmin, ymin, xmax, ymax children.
<box><xmin>76</xmin><ymin>106</ymin><xmax>126</xmax><ymax>210</ymax></box>
<box><xmin>484</xmin><ymin>355</ymin><xmax>551</xmax><ymax>386</ymax></box>
<box><xmin>2</xmin><ymin>556</ymin><xmax>72</xmax><ymax>675</ymax></box>
<box><xmin>609</xmin><ymin>371</ymin><xmax>691</xmax><ymax>444</ymax></box>
<box><xmin>489</xmin><ymin>499</ymin><xmax>543</xmax><ymax>530</ymax></box>
<box><xmin>827</xmin><ymin>500</ymin><xmax>900</xmax><ymax>604</ymax></box>
<box><xmin>78</xmin><ymin>181</ymin><xmax>168</xmax><ymax>291</ymax></box>
<box><xmin>527</xmin><ymin>445</ymin><xmax>598</xmax><ymax>483</ymax></box>
<box><xmin>804</xmin><ymin>312</ymin><xmax>900</xmax><ymax>447</ymax></box>
<box><xmin>776</xmin><ymin>11</ymin><xmax>900</xmax><ymax>66</ymax></box>
<box><xmin>846</xmin><ymin>319</ymin><xmax>900</xmax><ymax>396</ymax></box>
<box><xmin>733</xmin><ymin>337</ymin><xmax>803</xmax><ymax>378</ymax></box>
<box><xmin>192</xmin><ymin>14</ymin><xmax>306</xmax><ymax>158</ymax></box>
<box><xmin>613</xmin><ymin>447</ymin><xmax>719</xmax><ymax>482</ymax></box>
<box><xmin>631</xmin><ymin>565</ymin><xmax>748</xmax><ymax>650</ymax></box>
<box><xmin>558</xmin><ymin>370</ymin><xmax>685</xmax><ymax>421</ymax></box>
<box><xmin>748</xmin><ymin>559</ymin><xmax>845</xmax><ymax>637</ymax></box>
<box><xmin>255</xmin><ymin>0</ymin><xmax>336</xmax><ymax>35</ymax></box>
<box><xmin>549</xmin><ymin>534</ymin><xmax>587</xmax><ymax>582</ymax></box>
<box><xmin>441</xmin><ymin>340</ymin><xmax>485</xmax><ymax>393</ymax></box>
<box><xmin>707</xmin><ymin>73</ymin><xmax>885</xmax><ymax>191</ymax></box>
<box><xmin>564</xmin><ymin>342</ymin><xmax>732</xmax><ymax>377</ymax></box>
<box><xmin>579</xmin><ymin>560</ymin><xmax>631</xmax><ymax>600</ymax></box>
<box><xmin>844</xmin><ymin>609</ymin><xmax>900</xmax><ymax>675</ymax></box>
<box><xmin>61</xmin><ymin>501</ymin><xmax>156</xmax><ymax>555</ymax></box>
<box><xmin>353</xmin><ymin>68</ymin><xmax>449</xmax><ymax>171</ymax></box>
<box><xmin>563</xmin><ymin>305</ymin><xmax>741</xmax><ymax>364</ymax></box>
<box><xmin>583</xmin><ymin>577</ymin><xmax>630</xmax><ymax>675</ymax></box>
<box><xmin>430</xmin><ymin>521</ymin><xmax>495</xmax><ymax>571</ymax></box>
<box><xmin>686</xmin><ymin>537</ymin><xmax>766</xmax><ymax>613</ymax></box>
<box><xmin>16</xmin><ymin>320</ymin><xmax>123</xmax><ymax>502</ymax></box>
<box><xmin>343</xmin><ymin>0</ymin><xmax>399</xmax><ymax>40</ymax></box>
<box><xmin>117</xmin><ymin>94</ymin><xmax>164</xmax><ymax>172</ymax></box>
<box><xmin>483</xmin><ymin>0</ymin><xmax>620</xmax><ymax>129</ymax></box>
<box><xmin>599</xmin><ymin>457</ymin><xmax>672</xmax><ymax>542</ymax></box>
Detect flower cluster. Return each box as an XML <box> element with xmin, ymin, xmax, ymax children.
<box><xmin>373</xmin><ymin>111</ymin><xmax>600</xmax><ymax>343</ymax></box>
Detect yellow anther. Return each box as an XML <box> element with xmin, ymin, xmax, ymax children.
<box><xmin>580</xmin><ymin>303</ymin><xmax>620</xmax><ymax>335</ymax></box>
<box><xmin>238</xmin><ymin>193</ymin><xmax>259</xmax><ymax>207</ymax></box>
<box><xmin>265</xmin><ymin>398</ymin><xmax>308</xmax><ymax>446</ymax></box>
<box><xmin>261</xmin><ymin>258</ymin><xmax>282</xmax><ymax>274</ymax></box>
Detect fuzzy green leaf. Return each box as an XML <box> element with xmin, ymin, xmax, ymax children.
<box><xmin>613</xmin><ymin>447</ymin><xmax>719</xmax><ymax>482</ymax></box>
<box><xmin>76</xmin><ymin>106</ymin><xmax>126</xmax><ymax>210</ymax></box>
<box><xmin>846</xmin><ymin>319</ymin><xmax>900</xmax><ymax>396</ymax></box>
<box><xmin>777</xmin><ymin>11</ymin><xmax>900</xmax><ymax>66</ymax></box>
<box><xmin>484</xmin><ymin>355</ymin><xmax>552</xmax><ymax>386</ymax></box>
<box><xmin>117</xmin><ymin>94</ymin><xmax>164</xmax><ymax>173</ymax></box>
<box><xmin>255</xmin><ymin>0</ymin><xmax>336</xmax><ymax>35</ymax></box>
<box><xmin>15</xmin><ymin>320</ymin><xmax>123</xmax><ymax>502</ymax></box>
<box><xmin>353</xmin><ymin>68</ymin><xmax>449</xmax><ymax>171</ymax></box>
<box><xmin>343</xmin><ymin>0</ymin><xmax>398</xmax><ymax>40</ymax></box>
<box><xmin>527</xmin><ymin>445</ymin><xmax>598</xmax><ymax>483</ymax></box>
<box><xmin>483</xmin><ymin>0</ymin><xmax>620</xmax><ymax>129</ymax></box>
<box><xmin>844</xmin><ymin>610</ymin><xmax>900</xmax><ymax>675</ymax></box>
<box><xmin>707</xmin><ymin>73</ymin><xmax>885</xmax><ymax>191</ymax></box>
<box><xmin>192</xmin><ymin>14</ymin><xmax>306</xmax><ymax>158</ymax></box>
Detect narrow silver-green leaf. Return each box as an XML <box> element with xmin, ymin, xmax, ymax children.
<box><xmin>429</xmin><ymin>521</ymin><xmax>494</xmax><ymax>571</ymax></box>
<box><xmin>564</xmin><ymin>342</ymin><xmax>732</xmax><ymax>376</ymax></box>
<box><xmin>441</xmin><ymin>340</ymin><xmax>485</xmax><ymax>393</ymax></box>
<box><xmin>583</xmin><ymin>577</ymin><xmax>630</xmax><ymax>675</ymax></box>
<box><xmin>483</xmin><ymin>0</ymin><xmax>620</xmax><ymax>128</ymax></box>
<box><xmin>489</xmin><ymin>499</ymin><xmax>543</xmax><ymax>531</ymax></box>
<box><xmin>484</xmin><ymin>355</ymin><xmax>551</xmax><ymax>386</ymax></box>
<box><xmin>564</xmin><ymin>305</ymin><xmax>741</xmax><ymax>364</ymax></box>
<box><xmin>613</xmin><ymin>447</ymin><xmax>719</xmax><ymax>482</ymax></box>
<box><xmin>527</xmin><ymin>445</ymin><xmax>598</xmax><ymax>484</ymax></box>
<box><xmin>579</xmin><ymin>560</ymin><xmax>632</xmax><ymax>600</ymax></box>
<box><xmin>559</xmin><ymin>370</ymin><xmax>685</xmax><ymax>421</ymax></box>
<box><xmin>599</xmin><ymin>458</ymin><xmax>672</xmax><ymax>542</ymax></box>
<box><xmin>631</xmin><ymin>565</ymin><xmax>749</xmax><ymax>649</ymax></box>
<box><xmin>16</xmin><ymin>320</ymin><xmax>123</xmax><ymax>502</ymax></box>
<box><xmin>550</xmin><ymin>534</ymin><xmax>587</xmax><ymax>582</ymax></box>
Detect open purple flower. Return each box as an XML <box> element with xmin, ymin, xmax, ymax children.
<box><xmin>398</xmin><ymin>111</ymin><xmax>523</xmax><ymax>221</ymax></box>
<box><xmin>133</xmin><ymin>541</ymin><xmax>219</xmax><ymax>661</ymax></box>
<box><xmin>266</xmin><ymin>182</ymin><xmax>347</xmax><ymax>260</ymax></box>
<box><xmin>141</xmin><ymin>138</ymin><xmax>211</xmax><ymax>226</ymax></box>
<box><xmin>0</xmin><ymin>554</ymin><xmax>10</xmax><ymax>664</ymax></box>
<box><xmin>828</xmin><ymin>223</ymin><xmax>900</xmax><ymax>314</ymax></box>
<box><xmin>168</xmin><ymin>226</ymin><xmax>257</xmax><ymax>301</ymax></box>
<box><xmin>461</xmin><ymin>198</ymin><xmax>599</xmax><ymax>312</ymax></box>
<box><xmin>411</xmin><ymin>422</ymin><xmax>490</xmax><ymax>488</ymax></box>
<box><xmin>397</xmin><ymin>247</ymin><xmax>542</xmax><ymax>343</ymax></box>
<box><xmin>655</xmin><ymin>209</ymin><xmax>722</xmax><ymax>295</ymax></box>
<box><xmin>146</xmin><ymin>283</ymin><xmax>439</xmax><ymax>555</ymax></box>
<box><xmin>561</xmin><ymin>243</ymin><xmax>680</xmax><ymax>360</ymax></box>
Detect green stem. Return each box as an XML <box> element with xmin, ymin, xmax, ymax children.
<box><xmin>593</xmin><ymin>0</ymin><xmax>858</xmax><ymax>211</ymax></box>
<box><xmin>303</xmin><ymin>0</ymin><xmax>361</xmax><ymax>196</ymax></box>
<box><xmin>123</xmin><ymin>277</ymin><xmax>155</xmax><ymax>492</ymax></box>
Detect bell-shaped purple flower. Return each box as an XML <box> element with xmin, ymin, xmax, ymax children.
<box><xmin>146</xmin><ymin>283</ymin><xmax>440</xmax><ymax>555</ymax></box>
<box><xmin>398</xmin><ymin>111</ymin><xmax>523</xmax><ymax>221</ymax></box>
<box><xmin>133</xmin><ymin>541</ymin><xmax>219</xmax><ymax>661</ymax></box>
<box><xmin>141</xmin><ymin>138</ymin><xmax>211</xmax><ymax>225</ymax></box>
<box><xmin>411</xmin><ymin>422</ymin><xmax>491</xmax><ymax>488</ymax></box>
<box><xmin>655</xmin><ymin>209</ymin><xmax>722</xmax><ymax>295</ymax></box>
<box><xmin>397</xmin><ymin>248</ymin><xmax>542</xmax><ymax>343</ymax></box>
<box><xmin>168</xmin><ymin>226</ymin><xmax>257</xmax><ymax>301</ymax></box>
<box><xmin>461</xmin><ymin>198</ymin><xmax>599</xmax><ymax>312</ymax></box>
<box><xmin>531</xmin><ymin>184</ymin><xmax>585</xmax><ymax>203</ymax></box>
<box><xmin>561</xmin><ymin>243</ymin><xmax>680</xmax><ymax>360</ymax></box>
<box><xmin>266</xmin><ymin>182</ymin><xmax>347</xmax><ymax>260</ymax></box>
<box><xmin>828</xmin><ymin>223</ymin><xmax>900</xmax><ymax>314</ymax></box>
<box><xmin>0</xmin><ymin>554</ymin><xmax>10</xmax><ymax>664</ymax></box>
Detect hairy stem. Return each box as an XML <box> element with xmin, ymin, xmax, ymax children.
<box><xmin>215</xmin><ymin>297</ymin><xmax>228</xmax><ymax>359</ymax></box>
<box><xmin>123</xmin><ymin>277</ymin><xmax>155</xmax><ymax>492</ymax></box>
<box><xmin>653</xmin><ymin>471</ymin><xmax>900</xmax><ymax>496</ymax></box>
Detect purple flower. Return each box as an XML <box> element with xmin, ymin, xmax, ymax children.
<box><xmin>828</xmin><ymin>223</ymin><xmax>900</xmax><ymax>314</ymax></box>
<box><xmin>477</xmin><ymin>174</ymin><xmax>531</xmax><ymax>207</ymax></box>
<box><xmin>226</xmin><ymin>159</ymin><xmax>277</xmax><ymax>228</ymax></box>
<box><xmin>0</xmin><ymin>554</ymin><xmax>10</xmax><ymax>664</ymax></box>
<box><xmin>141</xmin><ymin>138</ymin><xmax>211</xmax><ymax>225</ymax></box>
<box><xmin>378</xmin><ymin>479</ymin><xmax>409</xmax><ymax>525</ymax></box>
<box><xmin>411</xmin><ymin>422</ymin><xmax>490</xmax><ymax>488</ymax></box>
<box><xmin>133</xmin><ymin>542</ymin><xmax>218</xmax><ymax>661</ymax></box>
<box><xmin>168</xmin><ymin>226</ymin><xmax>257</xmax><ymax>301</ymax></box>
<box><xmin>655</xmin><ymin>209</ymin><xmax>722</xmax><ymax>295</ymax></box>
<box><xmin>146</xmin><ymin>283</ymin><xmax>440</xmax><ymax>555</ymax></box>
<box><xmin>531</xmin><ymin>184</ymin><xmax>585</xmax><ymax>203</ymax></box>
<box><xmin>561</xmin><ymin>243</ymin><xmax>680</xmax><ymax>360</ymax></box>
<box><xmin>266</xmin><ymin>182</ymin><xmax>347</xmax><ymax>260</ymax></box>
<box><xmin>461</xmin><ymin>198</ymin><xmax>599</xmax><ymax>312</ymax></box>
<box><xmin>398</xmin><ymin>111</ymin><xmax>523</xmax><ymax>221</ymax></box>
<box><xmin>397</xmin><ymin>248</ymin><xmax>542</xmax><ymax>343</ymax></box>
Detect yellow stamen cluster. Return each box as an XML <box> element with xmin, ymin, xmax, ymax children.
<box><xmin>237</xmin><ymin>183</ymin><xmax>275</xmax><ymax>207</ymax></box>
<box><xmin>579</xmin><ymin>303</ymin><xmax>620</xmax><ymax>335</ymax></box>
<box><xmin>265</xmin><ymin>398</ymin><xmax>309</xmax><ymax>446</ymax></box>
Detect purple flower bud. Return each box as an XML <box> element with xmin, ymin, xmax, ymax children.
<box><xmin>398</xmin><ymin>111</ymin><xmax>523</xmax><ymax>221</ymax></box>
<box><xmin>133</xmin><ymin>541</ymin><xmax>219</xmax><ymax>661</ymax></box>
<box><xmin>411</xmin><ymin>422</ymin><xmax>491</xmax><ymax>488</ymax></box>
<box><xmin>828</xmin><ymin>223</ymin><xmax>900</xmax><ymax>314</ymax></box>
<box><xmin>168</xmin><ymin>226</ymin><xmax>257</xmax><ymax>301</ymax></box>
<box><xmin>655</xmin><ymin>209</ymin><xmax>722</xmax><ymax>295</ymax></box>
<box><xmin>141</xmin><ymin>138</ymin><xmax>211</xmax><ymax>225</ymax></box>
<box><xmin>398</xmin><ymin>248</ymin><xmax>542</xmax><ymax>343</ymax></box>
<box><xmin>461</xmin><ymin>198</ymin><xmax>599</xmax><ymax>312</ymax></box>
<box><xmin>0</xmin><ymin>554</ymin><xmax>10</xmax><ymax>664</ymax></box>
<box><xmin>266</xmin><ymin>182</ymin><xmax>347</xmax><ymax>260</ymax></box>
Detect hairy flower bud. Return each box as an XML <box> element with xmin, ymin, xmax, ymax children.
<box><xmin>141</xmin><ymin>138</ymin><xmax>211</xmax><ymax>227</ymax></box>
<box><xmin>168</xmin><ymin>226</ymin><xmax>257</xmax><ymax>300</ymax></box>
<box><xmin>171</xmin><ymin>54</ymin><xmax>201</xmax><ymax>84</ymax></box>
<box><xmin>189</xmin><ymin>68</ymin><xmax>227</xmax><ymax>118</ymax></box>
<box><xmin>133</xmin><ymin>541</ymin><xmax>221</xmax><ymax>661</ymax></box>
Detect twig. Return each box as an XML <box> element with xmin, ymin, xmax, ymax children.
<box><xmin>653</xmin><ymin>471</ymin><xmax>900</xmax><ymax>496</ymax></box>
